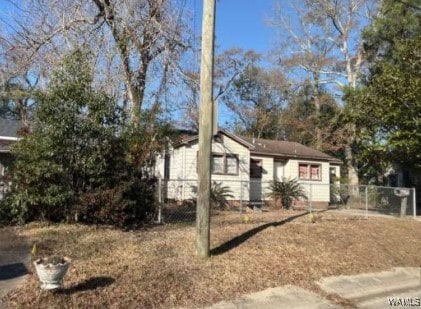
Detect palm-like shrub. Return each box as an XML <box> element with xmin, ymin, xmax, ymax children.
<box><xmin>267</xmin><ymin>178</ymin><xmax>308</xmax><ymax>209</ymax></box>
<box><xmin>210</xmin><ymin>181</ymin><xmax>234</xmax><ymax>209</ymax></box>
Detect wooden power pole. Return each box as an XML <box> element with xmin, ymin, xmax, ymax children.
<box><xmin>196</xmin><ymin>0</ymin><xmax>216</xmax><ymax>258</ymax></box>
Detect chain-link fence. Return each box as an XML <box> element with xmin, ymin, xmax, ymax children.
<box><xmin>331</xmin><ymin>184</ymin><xmax>417</xmax><ymax>218</ymax></box>
<box><xmin>155</xmin><ymin>179</ymin><xmax>417</xmax><ymax>223</ymax></box>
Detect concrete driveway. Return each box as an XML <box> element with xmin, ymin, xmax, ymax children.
<box><xmin>0</xmin><ymin>227</ymin><xmax>31</xmax><ymax>302</ymax></box>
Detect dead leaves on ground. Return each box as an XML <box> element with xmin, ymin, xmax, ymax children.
<box><xmin>2</xmin><ymin>211</ymin><xmax>421</xmax><ymax>308</ymax></box>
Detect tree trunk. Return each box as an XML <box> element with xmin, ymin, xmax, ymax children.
<box><xmin>312</xmin><ymin>72</ymin><xmax>322</xmax><ymax>150</ymax></box>
<box><xmin>313</xmin><ymin>94</ymin><xmax>322</xmax><ymax>151</ymax></box>
<box><xmin>127</xmin><ymin>85</ymin><xmax>141</xmax><ymax>126</ymax></box>
<box><xmin>343</xmin><ymin>44</ymin><xmax>363</xmax><ymax>187</ymax></box>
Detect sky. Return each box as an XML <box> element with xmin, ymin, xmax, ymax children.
<box><xmin>215</xmin><ymin>0</ymin><xmax>276</xmax><ymax>53</ymax></box>
<box><xmin>0</xmin><ymin>0</ymin><xmax>276</xmax><ymax>51</ymax></box>
<box><xmin>186</xmin><ymin>0</ymin><xmax>278</xmax><ymax>126</ymax></box>
<box><xmin>189</xmin><ymin>0</ymin><xmax>276</xmax><ymax>54</ymax></box>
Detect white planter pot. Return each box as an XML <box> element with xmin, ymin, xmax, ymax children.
<box><xmin>33</xmin><ymin>257</ymin><xmax>71</xmax><ymax>290</ymax></box>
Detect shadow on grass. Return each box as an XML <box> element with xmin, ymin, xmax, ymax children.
<box><xmin>0</xmin><ymin>263</ymin><xmax>29</xmax><ymax>280</ymax></box>
<box><xmin>211</xmin><ymin>211</ymin><xmax>309</xmax><ymax>256</ymax></box>
<box><xmin>57</xmin><ymin>276</ymin><xmax>115</xmax><ymax>295</ymax></box>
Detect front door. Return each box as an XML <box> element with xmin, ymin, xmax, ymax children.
<box><xmin>274</xmin><ymin>161</ymin><xmax>284</xmax><ymax>181</ymax></box>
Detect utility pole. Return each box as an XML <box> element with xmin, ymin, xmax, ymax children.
<box><xmin>196</xmin><ymin>0</ymin><xmax>216</xmax><ymax>258</ymax></box>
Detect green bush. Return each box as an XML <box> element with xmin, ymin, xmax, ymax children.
<box><xmin>267</xmin><ymin>177</ymin><xmax>308</xmax><ymax>209</ymax></box>
<box><xmin>4</xmin><ymin>50</ymin><xmax>160</xmax><ymax>226</ymax></box>
<box><xmin>210</xmin><ymin>181</ymin><xmax>234</xmax><ymax>209</ymax></box>
<box><xmin>0</xmin><ymin>193</ymin><xmax>14</xmax><ymax>224</ymax></box>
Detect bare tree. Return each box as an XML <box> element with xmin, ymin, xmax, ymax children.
<box><xmin>91</xmin><ymin>0</ymin><xmax>187</xmax><ymax>125</ymax></box>
<box><xmin>0</xmin><ymin>76</ymin><xmax>38</xmax><ymax>130</ymax></box>
<box><xmin>177</xmin><ymin>48</ymin><xmax>260</xmax><ymax>131</ymax></box>
<box><xmin>270</xmin><ymin>1</ymin><xmax>338</xmax><ymax>150</ymax></box>
<box><xmin>0</xmin><ymin>0</ymin><xmax>189</xmax><ymax>126</ymax></box>
<box><xmin>270</xmin><ymin>0</ymin><xmax>379</xmax><ymax>185</ymax></box>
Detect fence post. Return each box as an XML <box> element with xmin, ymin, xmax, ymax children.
<box><xmin>240</xmin><ymin>181</ymin><xmax>243</xmax><ymax>215</ymax></box>
<box><xmin>309</xmin><ymin>183</ymin><xmax>312</xmax><ymax>214</ymax></box>
<box><xmin>157</xmin><ymin>178</ymin><xmax>162</xmax><ymax>224</ymax></box>
<box><xmin>365</xmin><ymin>185</ymin><xmax>368</xmax><ymax>219</ymax></box>
<box><xmin>413</xmin><ymin>188</ymin><xmax>417</xmax><ymax>219</ymax></box>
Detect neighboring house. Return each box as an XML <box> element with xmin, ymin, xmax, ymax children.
<box><xmin>0</xmin><ymin>118</ymin><xmax>20</xmax><ymax>199</ymax></box>
<box><xmin>0</xmin><ymin>118</ymin><xmax>20</xmax><ymax>175</ymax></box>
<box><xmin>155</xmin><ymin>129</ymin><xmax>343</xmax><ymax>208</ymax></box>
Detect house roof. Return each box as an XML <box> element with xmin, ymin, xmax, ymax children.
<box><xmin>175</xmin><ymin>129</ymin><xmax>343</xmax><ymax>165</ymax></box>
<box><xmin>0</xmin><ymin>118</ymin><xmax>20</xmax><ymax>139</ymax></box>
<box><xmin>240</xmin><ymin>136</ymin><xmax>343</xmax><ymax>164</ymax></box>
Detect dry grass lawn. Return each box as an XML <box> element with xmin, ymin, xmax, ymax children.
<box><xmin>2</xmin><ymin>210</ymin><xmax>421</xmax><ymax>308</ymax></box>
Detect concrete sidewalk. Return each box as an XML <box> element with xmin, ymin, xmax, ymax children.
<box><xmin>204</xmin><ymin>285</ymin><xmax>339</xmax><ymax>309</ymax></box>
<box><xmin>0</xmin><ymin>227</ymin><xmax>31</xmax><ymax>302</ymax></box>
<box><xmin>317</xmin><ymin>267</ymin><xmax>421</xmax><ymax>309</ymax></box>
<box><xmin>204</xmin><ymin>267</ymin><xmax>421</xmax><ymax>309</ymax></box>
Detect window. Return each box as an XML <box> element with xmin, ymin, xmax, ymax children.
<box><xmin>299</xmin><ymin>164</ymin><xmax>308</xmax><ymax>179</ymax></box>
<box><xmin>226</xmin><ymin>155</ymin><xmax>238</xmax><ymax>174</ymax></box>
<box><xmin>250</xmin><ymin>159</ymin><xmax>262</xmax><ymax>178</ymax></box>
<box><xmin>298</xmin><ymin>163</ymin><xmax>321</xmax><ymax>181</ymax></box>
<box><xmin>210</xmin><ymin>153</ymin><xmax>238</xmax><ymax>175</ymax></box>
<box><xmin>164</xmin><ymin>154</ymin><xmax>170</xmax><ymax>180</ymax></box>
<box><xmin>212</xmin><ymin>154</ymin><xmax>225</xmax><ymax>174</ymax></box>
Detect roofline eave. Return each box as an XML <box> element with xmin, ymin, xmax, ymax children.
<box><xmin>250</xmin><ymin>150</ymin><xmax>343</xmax><ymax>164</ymax></box>
<box><xmin>173</xmin><ymin>129</ymin><xmax>256</xmax><ymax>150</ymax></box>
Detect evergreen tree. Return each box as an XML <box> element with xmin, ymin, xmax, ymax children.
<box><xmin>346</xmin><ymin>0</ymin><xmax>420</xmax><ymax>183</ymax></box>
<box><xmin>5</xmin><ymin>50</ymin><xmax>150</xmax><ymax>224</ymax></box>
<box><xmin>224</xmin><ymin>65</ymin><xmax>289</xmax><ymax>139</ymax></box>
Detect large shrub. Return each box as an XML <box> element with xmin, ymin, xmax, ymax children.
<box><xmin>3</xmin><ymin>50</ymin><xmax>158</xmax><ymax>225</ymax></box>
<box><xmin>75</xmin><ymin>178</ymin><xmax>157</xmax><ymax>227</ymax></box>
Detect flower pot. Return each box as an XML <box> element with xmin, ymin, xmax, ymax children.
<box><xmin>33</xmin><ymin>257</ymin><xmax>71</xmax><ymax>290</ymax></box>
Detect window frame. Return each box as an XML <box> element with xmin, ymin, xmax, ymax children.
<box><xmin>225</xmin><ymin>154</ymin><xmax>239</xmax><ymax>175</ymax></box>
<box><xmin>298</xmin><ymin>163</ymin><xmax>322</xmax><ymax>181</ymax></box>
<box><xmin>203</xmin><ymin>152</ymin><xmax>239</xmax><ymax>176</ymax></box>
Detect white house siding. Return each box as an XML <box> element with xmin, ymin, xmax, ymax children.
<box><xmin>165</xmin><ymin>148</ymin><xmax>187</xmax><ymax>200</ymax></box>
<box><xmin>284</xmin><ymin>159</ymin><xmax>331</xmax><ymax>202</ymax></box>
<box><xmin>167</xmin><ymin>135</ymin><xmax>251</xmax><ymax>201</ymax></box>
<box><xmin>209</xmin><ymin>136</ymin><xmax>250</xmax><ymax>201</ymax></box>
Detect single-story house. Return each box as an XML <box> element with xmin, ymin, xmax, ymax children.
<box><xmin>155</xmin><ymin>129</ymin><xmax>343</xmax><ymax>208</ymax></box>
